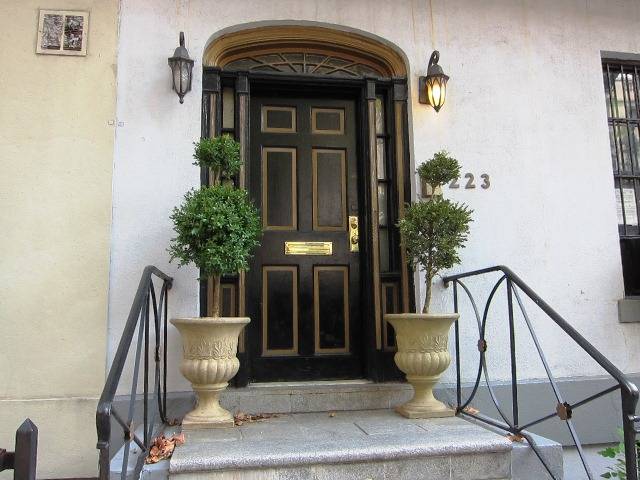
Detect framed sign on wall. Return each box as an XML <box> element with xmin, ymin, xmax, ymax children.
<box><xmin>36</xmin><ymin>10</ymin><xmax>89</xmax><ymax>56</ymax></box>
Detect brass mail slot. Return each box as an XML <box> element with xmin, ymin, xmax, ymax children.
<box><xmin>284</xmin><ymin>241</ymin><xmax>333</xmax><ymax>255</ymax></box>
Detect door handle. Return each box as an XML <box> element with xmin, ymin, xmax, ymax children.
<box><xmin>349</xmin><ymin>216</ymin><xmax>359</xmax><ymax>252</ymax></box>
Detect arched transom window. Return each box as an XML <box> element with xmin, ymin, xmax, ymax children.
<box><xmin>224</xmin><ymin>51</ymin><xmax>385</xmax><ymax>78</ymax></box>
<box><xmin>204</xmin><ymin>26</ymin><xmax>407</xmax><ymax>79</ymax></box>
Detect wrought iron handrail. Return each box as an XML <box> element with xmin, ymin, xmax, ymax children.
<box><xmin>443</xmin><ymin>265</ymin><xmax>639</xmax><ymax>480</ymax></box>
<box><xmin>96</xmin><ymin>266</ymin><xmax>173</xmax><ymax>480</ymax></box>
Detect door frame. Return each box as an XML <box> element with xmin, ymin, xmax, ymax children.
<box><xmin>200</xmin><ymin>68</ymin><xmax>415</xmax><ymax>385</ymax></box>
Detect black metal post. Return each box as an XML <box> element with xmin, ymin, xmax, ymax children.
<box><xmin>143</xmin><ymin>287</ymin><xmax>150</xmax><ymax>448</ymax></box>
<box><xmin>453</xmin><ymin>281</ymin><xmax>462</xmax><ymax>409</ymax></box>
<box><xmin>14</xmin><ymin>419</ymin><xmax>38</xmax><ymax>480</ymax></box>
<box><xmin>506</xmin><ymin>278</ymin><xmax>519</xmax><ymax>429</ymax></box>
<box><xmin>622</xmin><ymin>389</ymin><xmax>639</xmax><ymax>480</ymax></box>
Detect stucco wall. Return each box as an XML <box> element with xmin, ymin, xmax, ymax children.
<box><xmin>0</xmin><ymin>0</ymin><xmax>118</xmax><ymax>477</ymax></box>
<box><xmin>108</xmin><ymin>0</ymin><xmax>640</xmax><ymax>396</ymax></box>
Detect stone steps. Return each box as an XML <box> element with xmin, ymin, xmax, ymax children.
<box><xmin>168</xmin><ymin>410</ymin><xmax>562</xmax><ymax>480</ymax></box>
<box><xmin>164</xmin><ymin>381</ymin><xmax>414</xmax><ymax>418</ymax></box>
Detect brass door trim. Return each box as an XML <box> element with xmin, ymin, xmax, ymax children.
<box><xmin>366</xmin><ymin>84</ymin><xmax>382</xmax><ymax>350</ymax></box>
<box><xmin>394</xmin><ymin>99</ymin><xmax>410</xmax><ymax>312</ymax></box>
<box><xmin>262</xmin><ymin>266</ymin><xmax>299</xmax><ymax>356</ymax></box>
<box><xmin>348</xmin><ymin>216</ymin><xmax>359</xmax><ymax>252</ymax></box>
<box><xmin>262</xmin><ymin>147</ymin><xmax>298</xmax><ymax>231</ymax></box>
<box><xmin>311</xmin><ymin>107</ymin><xmax>345</xmax><ymax>135</ymax></box>
<box><xmin>314</xmin><ymin>266</ymin><xmax>350</xmax><ymax>354</ymax></box>
<box><xmin>284</xmin><ymin>241</ymin><xmax>332</xmax><ymax>256</ymax></box>
<box><xmin>261</xmin><ymin>105</ymin><xmax>297</xmax><ymax>133</ymax></box>
<box><xmin>312</xmin><ymin>148</ymin><xmax>347</xmax><ymax>231</ymax></box>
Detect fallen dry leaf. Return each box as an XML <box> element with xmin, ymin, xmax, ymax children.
<box><xmin>233</xmin><ymin>411</ymin><xmax>278</xmax><ymax>426</ymax></box>
<box><xmin>145</xmin><ymin>433</ymin><xmax>186</xmax><ymax>464</ymax></box>
<box><xmin>462</xmin><ymin>406</ymin><xmax>479</xmax><ymax>415</ymax></box>
<box><xmin>328</xmin><ymin>412</ymin><xmax>336</xmax><ymax>418</ymax></box>
<box><xmin>506</xmin><ymin>434</ymin><xmax>525</xmax><ymax>443</ymax></box>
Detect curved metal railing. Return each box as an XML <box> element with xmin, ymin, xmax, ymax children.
<box><xmin>96</xmin><ymin>266</ymin><xmax>173</xmax><ymax>480</ymax></box>
<box><xmin>443</xmin><ymin>265</ymin><xmax>639</xmax><ymax>480</ymax></box>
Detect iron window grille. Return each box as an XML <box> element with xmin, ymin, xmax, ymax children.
<box><xmin>603</xmin><ymin>59</ymin><xmax>640</xmax><ymax>295</ymax></box>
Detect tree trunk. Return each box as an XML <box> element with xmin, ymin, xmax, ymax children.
<box><xmin>210</xmin><ymin>274</ymin><xmax>221</xmax><ymax>318</ymax></box>
<box><xmin>423</xmin><ymin>272</ymin><xmax>433</xmax><ymax>314</ymax></box>
<box><xmin>211</xmin><ymin>169</ymin><xmax>221</xmax><ymax>187</ymax></box>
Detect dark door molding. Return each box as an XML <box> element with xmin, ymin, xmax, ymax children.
<box><xmin>201</xmin><ymin>69</ymin><xmax>413</xmax><ymax>385</ymax></box>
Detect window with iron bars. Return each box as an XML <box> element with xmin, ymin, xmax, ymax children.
<box><xmin>603</xmin><ymin>59</ymin><xmax>640</xmax><ymax>296</ymax></box>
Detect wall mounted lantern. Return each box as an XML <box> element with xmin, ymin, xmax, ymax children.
<box><xmin>418</xmin><ymin>50</ymin><xmax>449</xmax><ymax>112</ymax></box>
<box><xmin>168</xmin><ymin>32</ymin><xmax>194</xmax><ymax>104</ymax></box>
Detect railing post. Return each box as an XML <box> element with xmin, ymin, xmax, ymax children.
<box><xmin>14</xmin><ymin>419</ymin><xmax>38</xmax><ymax>480</ymax></box>
<box><xmin>453</xmin><ymin>281</ymin><xmax>462</xmax><ymax>410</ymax></box>
<box><xmin>506</xmin><ymin>278</ymin><xmax>519</xmax><ymax>429</ymax></box>
<box><xmin>622</xmin><ymin>388</ymin><xmax>639</xmax><ymax>480</ymax></box>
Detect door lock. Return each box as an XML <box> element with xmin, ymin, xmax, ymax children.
<box><xmin>349</xmin><ymin>216</ymin><xmax>359</xmax><ymax>252</ymax></box>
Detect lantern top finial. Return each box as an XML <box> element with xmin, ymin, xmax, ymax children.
<box><xmin>426</xmin><ymin>50</ymin><xmax>448</xmax><ymax>80</ymax></box>
<box><xmin>170</xmin><ymin>31</ymin><xmax>192</xmax><ymax>62</ymax></box>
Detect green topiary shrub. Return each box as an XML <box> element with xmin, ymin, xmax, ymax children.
<box><xmin>170</xmin><ymin>136</ymin><xmax>261</xmax><ymax>317</ymax></box>
<box><xmin>398</xmin><ymin>150</ymin><xmax>472</xmax><ymax>313</ymax></box>
<box><xmin>193</xmin><ymin>135</ymin><xmax>241</xmax><ymax>185</ymax></box>
<box><xmin>416</xmin><ymin>150</ymin><xmax>461</xmax><ymax>189</ymax></box>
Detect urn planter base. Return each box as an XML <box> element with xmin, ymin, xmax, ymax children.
<box><xmin>395</xmin><ymin>376</ymin><xmax>455</xmax><ymax>419</ymax></box>
<box><xmin>182</xmin><ymin>383</ymin><xmax>235</xmax><ymax>429</ymax></box>
<box><xmin>385</xmin><ymin>313</ymin><xmax>458</xmax><ymax>420</ymax></box>
<box><xmin>171</xmin><ymin>317</ymin><xmax>249</xmax><ymax>430</ymax></box>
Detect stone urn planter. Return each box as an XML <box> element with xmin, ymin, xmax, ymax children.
<box><xmin>171</xmin><ymin>317</ymin><xmax>249</xmax><ymax>429</ymax></box>
<box><xmin>385</xmin><ymin>313</ymin><xmax>458</xmax><ymax>419</ymax></box>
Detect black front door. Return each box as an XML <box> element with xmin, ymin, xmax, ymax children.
<box><xmin>247</xmin><ymin>92</ymin><xmax>363</xmax><ymax>381</ymax></box>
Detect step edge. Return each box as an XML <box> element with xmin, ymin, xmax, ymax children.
<box><xmin>169</xmin><ymin>437</ymin><xmax>512</xmax><ymax>473</ymax></box>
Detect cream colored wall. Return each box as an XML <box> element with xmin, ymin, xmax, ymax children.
<box><xmin>0</xmin><ymin>1</ymin><xmax>118</xmax><ymax>478</ymax></box>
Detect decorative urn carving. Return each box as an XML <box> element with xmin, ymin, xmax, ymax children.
<box><xmin>385</xmin><ymin>313</ymin><xmax>458</xmax><ymax>418</ymax></box>
<box><xmin>171</xmin><ymin>317</ymin><xmax>249</xmax><ymax>429</ymax></box>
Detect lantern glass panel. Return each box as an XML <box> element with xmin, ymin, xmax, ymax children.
<box><xmin>426</xmin><ymin>76</ymin><xmax>447</xmax><ymax>111</ymax></box>
<box><xmin>179</xmin><ymin>62</ymin><xmax>191</xmax><ymax>94</ymax></box>
<box><xmin>172</xmin><ymin>63</ymin><xmax>182</xmax><ymax>92</ymax></box>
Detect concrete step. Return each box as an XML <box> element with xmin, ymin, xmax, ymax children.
<box><xmin>168</xmin><ymin>410</ymin><xmax>563</xmax><ymax>480</ymax></box>
<box><xmin>166</xmin><ymin>381</ymin><xmax>414</xmax><ymax>418</ymax></box>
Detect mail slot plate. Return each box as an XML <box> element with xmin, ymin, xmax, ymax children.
<box><xmin>284</xmin><ymin>241</ymin><xmax>332</xmax><ymax>255</ymax></box>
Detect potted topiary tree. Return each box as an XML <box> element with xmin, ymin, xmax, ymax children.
<box><xmin>169</xmin><ymin>135</ymin><xmax>261</xmax><ymax>429</ymax></box>
<box><xmin>385</xmin><ymin>150</ymin><xmax>472</xmax><ymax>419</ymax></box>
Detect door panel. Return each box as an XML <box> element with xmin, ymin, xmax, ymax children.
<box><xmin>247</xmin><ymin>93</ymin><xmax>363</xmax><ymax>381</ymax></box>
<box><xmin>312</xmin><ymin>149</ymin><xmax>347</xmax><ymax>230</ymax></box>
<box><xmin>262</xmin><ymin>148</ymin><xmax>297</xmax><ymax>230</ymax></box>
<box><xmin>262</xmin><ymin>266</ymin><xmax>298</xmax><ymax>355</ymax></box>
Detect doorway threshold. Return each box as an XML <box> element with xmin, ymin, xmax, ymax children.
<box><xmin>220</xmin><ymin>380</ymin><xmax>413</xmax><ymax>415</ymax></box>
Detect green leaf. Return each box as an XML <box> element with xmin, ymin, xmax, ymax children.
<box><xmin>600</xmin><ymin>447</ymin><xmax>617</xmax><ymax>458</ymax></box>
